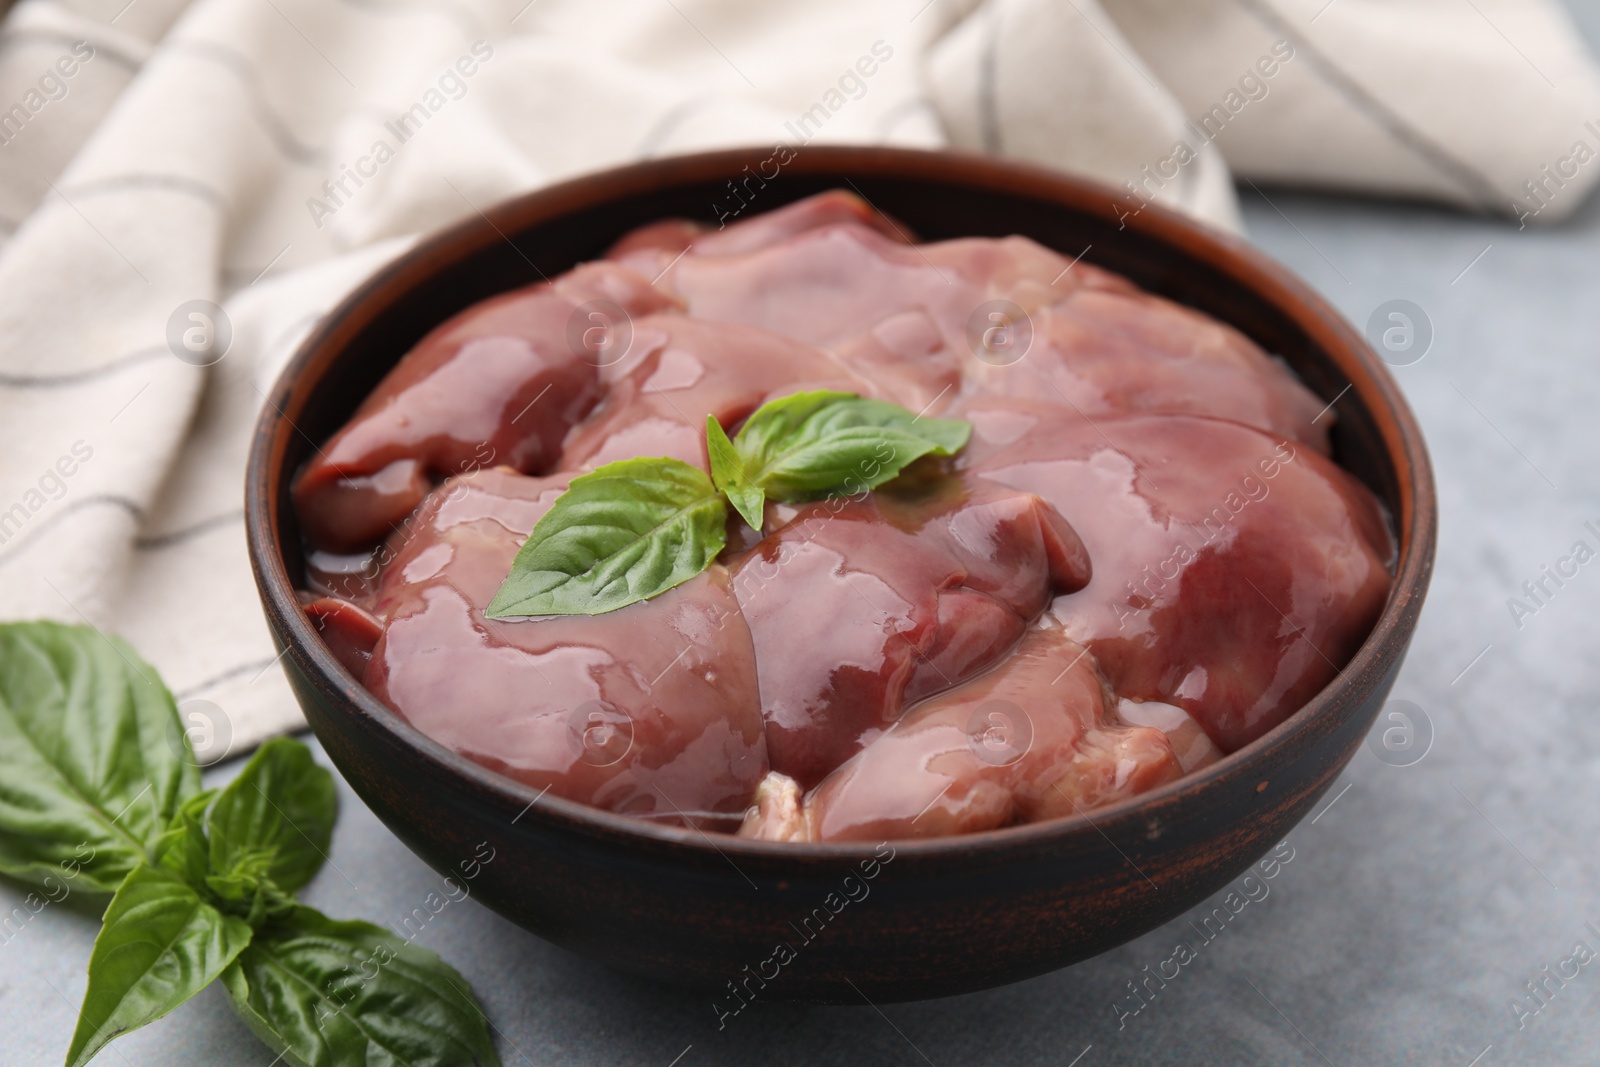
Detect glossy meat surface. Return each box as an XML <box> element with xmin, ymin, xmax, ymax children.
<box><xmin>557</xmin><ymin>314</ymin><xmax>871</xmax><ymax>472</ymax></box>
<box><xmin>968</xmin><ymin>410</ymin><xmax>1392</xmax><ymax>751</ymax></box>
<box><xmin>607</xmin><ymin>189</ymin><xmax>911</xmax><ymax>279</ymax></box>
<box><xmin>730</xmin><ymin>474</ymin><xmax>1090</xmax><ymax>787</ymax></box>
<box><xmin>293</xmin><ymin>190</ymin><xmax>1393</xmax><ymax>839</ymax></box>
<box><xmin>639</xmin><ymin>201</ymin><xmax>1327</xmax><ymax>446</ymax></box>
<box><xmin>741</xmin><ymin>627</ymin><xmax>1182</xmax><ymax>842</ymax></box>
<box><xmin>363</xmin><ymin>469</ymin><xmax>766</xmax><ymax>821</ymax></box>
<box><xmin>967</xmin><ymin>287</ymin><xmax>1330</xmax><ymax>451</ymax></box>
<box><xmin>293</xmin><ymin>262</ymin><xmax>675</xmax><ymax>552</ymax></box>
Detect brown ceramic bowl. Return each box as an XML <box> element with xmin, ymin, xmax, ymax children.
<box><xmin>246</xmin><ymin>146</ymin><xmax>1435</xmax><ymax>1003</ymax></box>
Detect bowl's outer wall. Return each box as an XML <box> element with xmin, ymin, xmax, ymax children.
<box><xmin>249</xmin><ymin>148</ymin><xmax>1435</xmax><ymax>1004</ymax></box>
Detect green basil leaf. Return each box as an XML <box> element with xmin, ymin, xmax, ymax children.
<box><xmin>65</xmin><ymin>862</ymin><xmax>253</xmax><ymax>1067</ymax></box>
<box><xmin>154</xmin><ymin>789</ymin><xmax>216</xmax><ymax>889</ymax></box>
<box><xmin>706</xmin><ymin>414</ymin><xmax>765</xmax><ymax>529</ymax></box>
<box><xmin>0</xmin><ymin>622</ymin><xmax>200</xmax><ymax>893</ymax></box>
<box><xmin>207</xmin><ymin>738</ymin><xmax>337</xmax><ymax>900</ymax></box>
<box><xmin>731</xmin><ymin>391</ymin><xmax>971</xmax><ymax>502</ymax></box>
<box><xmin>208</xmin><ymin>870</ymin><xmax>299</xmax><ymax>929</ymax></box>
<box><xmin>486</xmin><ymin>457</ymin><xmax>727</xmax><ymax>618</ymax></box>
<box><xmin>221</xmin><ymin>905</ymin><xmax>500</xmax><ymax>1067</ymax></box>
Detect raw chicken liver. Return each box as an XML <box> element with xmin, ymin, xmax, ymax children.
<box><xmin>968</xmin><ymin>410</ymin><xmax>1391</xmax><ymax>751</ymax></box>
<box><xmin>363</xmin><ymin>469</ymin><xmax>767</xmax><ymax>822</ymax></box>
<box><xmin>730</xmin><ymin>474</ymin><xmax>1090</xmax><ymax>788</ymax></box>
<box><xmin>742</xmin><ymin>626</ymin><xmax>1182</xmax><ymax>842</ymax></box>
<box><xmin>294</xmin><ymin>262</ymin><xmax>674</xmax><ymax>552</ymax></box>
<box><xmin>293</xmin><ymin>191</ymin><xmax>1392</xmax><ymax>838</ymax></box>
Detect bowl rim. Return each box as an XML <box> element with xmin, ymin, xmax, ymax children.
<box><xmin>246</xmin><ymin>144</ymin><xmax>1436</xmax><ymax>862</ymax></box>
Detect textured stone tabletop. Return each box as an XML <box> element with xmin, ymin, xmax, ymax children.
<box><xmin>9</xmin><ymin>16</ymin><xmax>1600</xmax><ymax>1067</ymax></box>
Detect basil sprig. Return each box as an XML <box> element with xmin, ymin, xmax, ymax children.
<box><xmin>0</xmin><ymin>621</ymin><xmax>498</xmax><ymax>1067</ymax></box>
<box><xmin>487</xmin><ymin>391</ymin><xmax>971</xmax><ymax>617</ymax></box>
<box><xmin>708</xmin><ymin>390</ymin><xmax>970</xmax><ymax>528</ymax></box>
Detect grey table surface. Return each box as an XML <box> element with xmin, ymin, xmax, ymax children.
<box><xmin>10</xmin><ymin>16</ymin><xmax>1600</xmax><ymax>1067</ymax></box>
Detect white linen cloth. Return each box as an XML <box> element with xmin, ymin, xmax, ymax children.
<box><xmin>0</xmin><ymin>0</ymin><xmax>1596</xmax><ymax>758</ymax></box>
